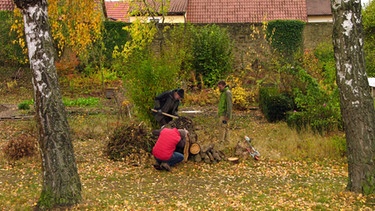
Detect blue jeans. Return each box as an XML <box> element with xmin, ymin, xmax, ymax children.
<box><xmin>156</xmin><ymin>152</ymin><xmax>184</xmax><ymax>166</ymax></box>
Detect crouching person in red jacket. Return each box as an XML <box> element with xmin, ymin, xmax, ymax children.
<box><xmin>152</xmin><ymin>128</ymin><xmax>188</xmax><ymax>171</ymax></box>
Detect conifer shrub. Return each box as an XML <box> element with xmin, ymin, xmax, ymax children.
<box><xmin>259</xmin><ymin>87</ymin><xmax>294</xmax><ymax>122</ymax></box>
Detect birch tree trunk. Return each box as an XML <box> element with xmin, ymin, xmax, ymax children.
<box><xmin>331</xmin><ymin>0</ymin><xmax>375</xmax><ymax>194</ymax></box>
<box><xmin>13</xmin><ymin>0</ymin><xmax>81</xmax><ymax>208</ymax></box>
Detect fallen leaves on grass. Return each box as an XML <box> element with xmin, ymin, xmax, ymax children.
<box><xmin>1</xmin><ymin>125</ymin><xmax>375</xmax><ymax>210</ymax></box>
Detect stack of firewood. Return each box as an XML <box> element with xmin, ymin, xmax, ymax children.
<box><xmin>165</xmin><ymin>116</ymin><xmax>227</xmax><ymax>163</ymax></box>
<box><xmin>190</xmin><ymin>143</ymin><xmax>226</xmax><ymax>163</ymax></box>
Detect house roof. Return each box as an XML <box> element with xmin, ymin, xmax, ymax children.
<box><xmin>306</xmin><ymin>0</ymin><xmax>332</xmax><ymax>16</ymax></box>
<box><xmin>0</xmin><ymin>0</ymin><xmax>14</xmax><ymax>11</ymax></box>
<box><xmin>105</xmin><ymin>1</ymin><xmax>130</xmax><ymax>21</ymax></box>
<box><xmin>169</xmin><ymin>0</ymin><xmax>188</xmax><ymax>14</ymax></box>
<box><xmin>186</xmin><ymin>0</ymin><xmax>308</xmax><ymax>24</ymax></box>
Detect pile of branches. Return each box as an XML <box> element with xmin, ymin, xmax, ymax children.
<box><xmin>105</xmin><ymin>122</ymin><xmax>155</xmax><ymax>163</ymax></box>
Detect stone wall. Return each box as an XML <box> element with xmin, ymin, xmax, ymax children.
<box><xmin>155</xmin><ymin>22</ymin><xmax>333</xmax><ymax>71</ymax></box>
<box><xmin>303</xmin><ymin>23</ymin><xmax>333</xmax><ymax>50</ymax></box>
<box><xmin>212</xmin><ymin>23</ymin><xmax>333</xmax><ymax>70</ymax></box>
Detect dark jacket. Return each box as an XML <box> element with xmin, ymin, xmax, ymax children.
<box><xmin>154</xmin><ymin>89</ymin><xmax>181</xmax><ymax>124</ymax></box>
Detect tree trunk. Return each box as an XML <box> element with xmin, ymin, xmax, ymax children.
<box><xmin>13</xmin><ymin>0</ymin><xmax>82</xmax><ymax>208</ymax></box>
<box><xmin>331</xmin><ymin>0</ymin><xmax>375</xmax><ymax>194</ymax></box>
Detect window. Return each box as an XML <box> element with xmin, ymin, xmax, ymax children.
<box><xmin>148</xmin><ymin>17</ymin><xmax>161</xmax><ymax>23</ymax></box>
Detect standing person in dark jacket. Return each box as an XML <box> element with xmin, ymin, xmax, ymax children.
<box><xmin>153</xmin><ymin>88</ymin><xmax>184</xmax><ymax>127</ymax></box>
<box><xmin>152</xmin><ymin>128</ymin><xmax>188</xmax><ymax>171</ymax></box>
<box><xmin>217</xmin><ymin>80</ymin><xmax>233</xmax><ymax>143</ymax></box>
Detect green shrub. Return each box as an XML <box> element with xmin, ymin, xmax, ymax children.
<box><xmin>112</xmin><ymin>21</ymin><xmax>182</xmax><ymax>127</ymax></box>
<box><xmin>363</xmin><ymin>1</ymin><xmax>375</xmax><ymax>77</ymax></box>
<box><xmin>313</xmin><ymin>42</ymin><xmax>336</xmax><ymax>89</ymax></box>
<box><xmin>259</xmin><ymin>87</ymin><xmax>294</xmax><ymax>122</ymax></box>
<box><xmin>191</xmin><ymin>24</ymin><xmax>233</xmax><ymax>86</ymax></box>
<box><xmin>286</xmin><ymin>68</ymin><xmax>342</xmax><ymax>134</ymax></box>
<box><xmin>122</xmin><ymin>56</ymin><xmax>180</xmax><ymax>127</ymax></box>
<box><xmin>18</xmin><ymin>102</ymin><xmax>30</xmax><ymax>110</ymax></box>
<box><xmin>18</xmin><ymin>99</ymin><xmax>33</xmax><ymax>110</ymax></box>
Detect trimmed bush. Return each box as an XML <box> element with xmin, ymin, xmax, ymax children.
<box><xmin>259</xmin><ymin>87</ymin><xmax>294</xmax><ymax>122</ymax></box>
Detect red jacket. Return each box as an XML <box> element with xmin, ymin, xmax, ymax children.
<box><xmin>152</xmin><ymin>128</ymin><xmax>181</xmax><ymax>161</ymax></box>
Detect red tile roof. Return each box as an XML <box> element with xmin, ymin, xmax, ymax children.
<box><xmin>0</xmin><ymin>0</ymin><xmax>14</xmax><ymax>11</ymax></box>
<box><xmin>105</xmin><ymin>1</ymin><xmax>130</xmax><ymax>21</ymax></box>
<box><xmin>186</xmin><ymin>0</ymin><xmax>308</xmax><ymax>23</ymax></box>
<box><xmin>306</xmin><ymin>0</ymin><xmax>332</xmax><ymax>15</ymax></box>
<box><xmin>169</xmin><ymin>0</ymin><xmax>188</xmax><ymax>14</ymax></box>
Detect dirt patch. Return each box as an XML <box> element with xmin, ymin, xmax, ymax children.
<box><xmin>0</xmin><ymin>104</ymin><xmax>19</xmax><ymax>118</ymax></box>
<box><xmin>0</xmin><ymin>105</ymin><xmax>9</xmax><ymax>112</ymax></box>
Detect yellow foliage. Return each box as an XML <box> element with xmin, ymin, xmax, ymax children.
<box><xmin>113</xmin><ymin>19</ymin><xmax>157</xmax><ymax>61</ymax></box>
<box><xmin>11</xmin><ymin>0</ymin><xmax>103</xmax><ymax>59</ymax></box>
<box><xmin>10</xmin><ymin>10</ymin><xmax>28</xmax><ymax>64</ymax></box>
<box><xmin>226</xmin><ymin>76</ymin><xmax>256</xmax><ymax>110</ymax></box>
<box><xmin>122</xmin><ymin>100</ymin><xmax>131</xmax><ymax>107</ymax></box>
<box><xmin>231</xmin><ymin>86</ymin><xmax>251</xmax><ymax>110</ymax></box>
<box><xmin>184</xmin><ymin>89</ymin><xmax>218</xmax><ymax>106</ymax></box>
<box><xmin>6</xmin><ymin>80</ymin><xmax>18</xmax><ymax>90</ymax></box>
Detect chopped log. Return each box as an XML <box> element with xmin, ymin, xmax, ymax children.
<box><xmin>204</xmin><ymin>157</ymin><xmax>211</xmax><ymax>164</ymax></box>
<box><xmin>201</xmin><ymin>144</ymin><xmax>214</xmax><ymax>153</ymax></box>
<box><xmin>199</xmin><ymin>151</ymin><xmax>205</xmax><ymax>160</ymax></box>
<box><xmin>202</xmin><ymin>152</ymin><xmax>211</xmax><ymax>163</ymax></box>
<box><xmin>194</xmin><ymin>153</ymin><xmax>202</xmax><ymax>162</ymax></box>
<box><xmin>212</xmin><ymin>150</ymin><xmax>222</xmax><ymax>161</ymax></box>
<box><xmin>218</xmin><ymin>150</ymin><xmax>226</xmax><ymax>160</ymax></box>
<box><xmin>207</xmin><ymin>151</ymin><xmax>215</xmax><ymax>163</ymax></box>
<box><xmin>183</xmin><ymin>134</ymin><xmax>190</xmax><ymax>162</ymax></box>
<box><xmin>189</xmin><ymin>143</ymin><xmax>201</xmax><ymax>155</ymax></box>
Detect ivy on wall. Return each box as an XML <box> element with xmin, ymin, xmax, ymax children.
<box><xmin>266</xmin><ymin>20</ymin><xmax>306</xmax><ymax>58</ymax></box>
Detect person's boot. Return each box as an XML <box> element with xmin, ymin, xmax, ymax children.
<box><xmin>153</xmin><ymin>161</ymin><xmax>163</xmax><ymax>170</ymax></box>
<box><xmin>160</xmin><ymin>162</ymin><xmax>171</xmax><ymax>171</ymax></box>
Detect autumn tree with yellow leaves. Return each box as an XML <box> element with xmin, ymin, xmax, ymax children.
<box><xmin>12</xmin><ymin>0</ymin><xmax>103</xmax><ymax>64</ymax></box>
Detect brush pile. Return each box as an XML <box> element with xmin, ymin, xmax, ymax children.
<box><xmin>105</xmin><ymin>122</ymin><xmax>155</xmax><ymax>164</ymax></box>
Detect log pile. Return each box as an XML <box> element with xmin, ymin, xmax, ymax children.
<box><xmin>191</xmin><ymin>143</ymin><xmax>226</xmax><ymax>163</ymax></box>
<box><xmin>165</xmin><ymin>117</ymin><xmax>226</xmax><ymax>163</ymax></box>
